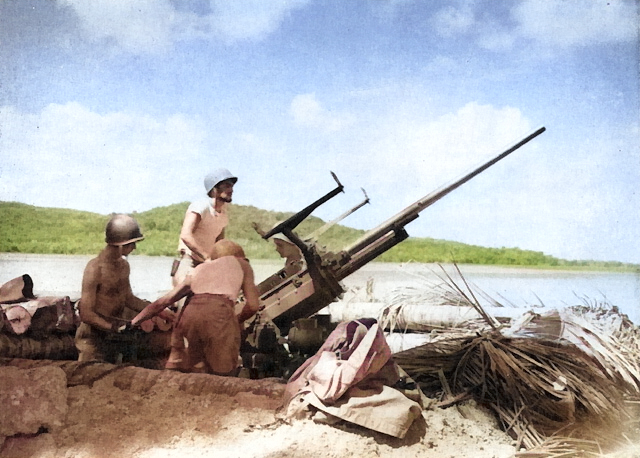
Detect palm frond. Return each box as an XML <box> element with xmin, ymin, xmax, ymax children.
<box><xmin>390</xmin><ymin>265</ymin><xmax>640</xmax><ymax>452</ymax></box>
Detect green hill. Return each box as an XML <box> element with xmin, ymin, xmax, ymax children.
<box><xmin>0</xmin><ymin>201</ymin><xmax>635</xmax><ymax>270</ymax></box>
<box><xmin>0</xmin><ymin>201</ymin><xmax>358</xmax><ymax>259</ymax></box>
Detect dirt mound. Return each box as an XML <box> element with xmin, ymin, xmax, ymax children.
<box><xmin>1</xmin><ymin>359</ymin><xmax>517</xmax><ymax>458</ymax></box>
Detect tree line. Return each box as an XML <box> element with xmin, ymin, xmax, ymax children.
<box><xmin>1</xmin><ymin>201</ymin><xmax>636</xmax><ymax>271</ymax></box>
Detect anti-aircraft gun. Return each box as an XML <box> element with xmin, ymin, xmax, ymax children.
<box><xmin>241</xmin><ymin>127</ymin><xmax>546</xmax><ymax>377</ymax></box>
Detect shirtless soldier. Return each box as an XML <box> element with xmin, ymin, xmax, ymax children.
<box><xmin>75</xmin><ymin>214</ymin><xmax>170</xmax><ymax>362</ymax></box>
<box><xmin>133</xmin><ymin>239</ymin><xmax>259</xmax><ymax>376</ymax></box>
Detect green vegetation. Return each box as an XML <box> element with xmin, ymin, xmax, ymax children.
<box><xmin>1</xmin><ymin>202</ymin><xmax>107</xmax><ymax>255</ymax></box>
<box><xmin>376</xmin><ymin>238</ymin><xmax>637</xmax><ymax>271</ymax></box>
<box><xmin>1</xmin><ymin>201</ymin><xmax>637</xmax><ymax>271</ymax></box>
<box><xmin>0</xmin><ymin>201</ymin><xmax>354</xmax><ymax>259</ymax></box>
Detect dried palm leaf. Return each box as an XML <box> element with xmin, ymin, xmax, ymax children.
<box><xmin>515</xmin><ymin>436</ymin><xmax>604</xmax><ymax>457</ymax></box>
<box><xmin>387</xmin><ymin>263</ymin><xmax>640</xmax><ymax>451</ymax></box>
<box><xmin>396</xmin><ymin>332</ymin><xmax>633</xmax><ymax>449</ymax></box>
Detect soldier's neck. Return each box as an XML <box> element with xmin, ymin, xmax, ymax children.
<box><xmin>213</xmin><ymin>197</ymin><xmax>226</xmax><ymax>213</ymax></box>
<box><xmin>101</xmin><ymin>245</ymin><xmax>124</xmax><ymax>261</ymax></box>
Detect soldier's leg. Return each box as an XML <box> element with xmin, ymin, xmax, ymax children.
<box><xmin>75</xmin><ymin>323</ymin><xmax>107</xmax><ymax>362</ymax></box>
<box><xmin>171</xmin><ymin>255</ymin><xmax>193</xmax><ymax>312</ymax></box>
<box><xmin>176</xmin><ymin>304</ymin><xmax>208</xmax><ymax>373</ymax></box>
<box><xmin>200</xmin><ymin>300</ymin><xmax>241</xmax><ymax>376</ymax></box>
<box><xmin>164</xmin><ymin>318</ymin><xmax>188</xmax><ymax>371</ymax></box>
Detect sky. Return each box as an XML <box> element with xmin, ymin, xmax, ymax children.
<box><xmin>0</xmin><ymin>0</ymin><xmax>638</xmax><ymax>264</ymax></box>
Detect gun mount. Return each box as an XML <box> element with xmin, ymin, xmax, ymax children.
<box><xmin>242</xmin><ymin>127</ymin><xmax>546</xmax><ymax>377</ymax></box>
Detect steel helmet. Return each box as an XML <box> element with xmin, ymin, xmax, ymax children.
<box><xmin>204</xmin><ymin>168</ymin><xmax>238</xmax><ymax>194</ymax></box>
<box><xmin>105</xmin><ymin>214</ymin><xmax>144</xmax><ymax>246</ymax></box>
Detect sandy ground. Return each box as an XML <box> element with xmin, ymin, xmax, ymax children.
<box><xmin>1</xmin><ymin>360</ymin><xmax>518</xmax><ymax>458</ymax></box>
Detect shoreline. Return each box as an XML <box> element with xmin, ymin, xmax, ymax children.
<box><xmin>2</xmin><ymin>253</ymin><xmax>638</xmax><ymax>325</ymax></box>
<box><xmin>1</xmin><ymin>252</ymin><xmax>635</xmax><ymax>275</ymax></box>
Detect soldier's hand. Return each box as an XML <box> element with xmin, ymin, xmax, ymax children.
<box><xmin>158</xmin><ymin>309</ymin><xmax>176</xmax><ymax>323</ymax></box>
<box><xmin>114</xmin><ymin>321</ymin><xmax>135</xmax><ymax>333</ymax></box>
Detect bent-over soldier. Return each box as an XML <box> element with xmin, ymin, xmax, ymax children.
<box><xmin>133</xmin><ymin>239</ymin><xmax>259</xmax><ymax>376</ymax></box>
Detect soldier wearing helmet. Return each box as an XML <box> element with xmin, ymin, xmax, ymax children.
<box><xmin>75</xmin><ymin>214</ymin><xmax>174</xmax><ymax>363</ymax></box>
<box><xmin>171</xmin><ymin>168</ymin><xmax>238</xmax><ymax>292</ymax></box>
<box><xmin>132</xmin><ymin>240</ymin><xmax>259</xmax><ymax>375</ymax></box>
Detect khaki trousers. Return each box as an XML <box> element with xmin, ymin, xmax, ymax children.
<box><xmin>165</xmin><ymin>294</ymin><xmax>240</xmax><ymax>375</ymax></box>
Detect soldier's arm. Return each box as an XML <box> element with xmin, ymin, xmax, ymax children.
<box><xmin>125</xmin><ymin>294</ymin><xmax>150</xmax><ymax>314</ymax></box>
<box><xmin>180</xmin><ymin>211</ymin><xmax>209</xmax><ymax>261</ymax></box>
<box><xmin>131</xmin><ymin>278</ymin><xmax>192</xmax><ymax>326</ymax></box>
<box><xmin>122</xmin><ymin>261</ymin><xmax>150</xmax><ymax>313</ymax></box>
<box><xmin>237</xmin><ymin>259</ymin><xmax>261</xmax><ymax>324</ymax></box>
<box><xmin>79</xmin><ymin>260</ymin><xmax>113</xmax><ymax>331</ymax></box>
<box><xmin>216</xmin><ymin>227</ymin><xmax>225</xmax><ymax>242</ymax></box>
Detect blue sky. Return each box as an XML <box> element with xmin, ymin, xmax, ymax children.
<box><xmin>1</xmin><ymin>0</ymin><xmax>638</xmax><ymax>264</ymax></box>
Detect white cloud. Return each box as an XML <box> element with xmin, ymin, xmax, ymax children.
<box><xmin>207</xmin><ymin>0</ymin><xmax>309</xmax><ymax>42</ymax></box>
<box><xmin>290</xmin><ymin>93</ymin><xmax>355</xmax><ymax>132</ymax></box>
<box><xmin>361</xmin><ymin>102</ymin><xmax>533</xmax><ymax>193</ymax></box>
<box><xmin>57</xmin><ymin>0</ymin><xmax>176</xmax><ymax>54</ymax></box>
<box><xmin>513</xmin><ymin>0</ymin><xmax>638</xmax><ymax>47</ymax></box>
<box><xmin>57</xmin><ymin>0</ymin><xmax>310</xmax><ymax>53</ymax></box>
<box><xmin>0</xmin><ymin>103</ymin><xmax>206</xmax><ymax>213</ymax></box>
<box><xmin>285</xmin><ymin>98</ymin><xmax>539</xmax><ymax>242</ymax></box>
<box><xmin>430</xmin><ymin>3</ymin><xmax>518</xmax><ymax>52</ymax></box>
<box><xmin>431</xmin><ymin>0</ymin><xmax>637</xmax><ymax>53</ymax></box>
<box><xmin>287</xmin><ymin>93</ymin><xmax>638</xmax><ymax>263</ymax></box>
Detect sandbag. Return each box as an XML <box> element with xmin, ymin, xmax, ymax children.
<box><xmin>2</xmin><ymin>306</ymin><xmax>31</xmax><ymax>335</ymax></box>
<box><xmin>28</xmin><ymin>296</ymin><xmax>76</xmax><ymax>337</ymax></box>
<box><xmin>0</xmin><ymin>333</ymin><xmax>78</xmax><ymax>360</ymax></box>
<box><xmin>0</xmin><ymin>275</ymin><xmax>35</xmax><ymax>304</ymax></box>
<box><xmin>1</xmin><ymin>297</ymin><xmax>75</xmax><ymax>338</ymax></box>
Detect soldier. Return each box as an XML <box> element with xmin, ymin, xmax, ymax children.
<box><xmin>171</xmin><ymin>168</ymin><xmax>238</xmax><ymax>289</ymax></box>
<box><xmin>273</xmin><ymin>233</ymin><xmax>304</xmax><ymax>275</ymax></box>
<box><xmin>133</xmin><ymin>240</ymin><xmax>260</xmax><ymax>376</ymax></box>
<box><xmin>75</xmin><ymin>214</ymin><xmax>173</xmax><ymax>363</ymax></box>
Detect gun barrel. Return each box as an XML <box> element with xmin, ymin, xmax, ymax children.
<box><xmin>344</xmin><ymin>126</ymin><xmax>546</xmax><ymax>256</ymax></box>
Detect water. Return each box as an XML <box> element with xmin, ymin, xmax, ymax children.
<box><xmin>342</xmin><ymin>263</ymin><xmax>640</xmax><ymax>325</ymax></box>
<box><xmin>1</xmin><ymin>253</ymin><xmax>638</xmax><ymax>325</ymax></box>
<box><xmin>0</xmin><ymin>254</ymin><xmax>294</xmax><ymax>300</ymax></box>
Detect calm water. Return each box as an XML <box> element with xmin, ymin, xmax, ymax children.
<box><xmin>343</xmin><ymin>263</ymin><xmax>640</xmax><ymax>325</ymax></box>
<box><xmin>1</xmin><ymin>254</ymin><xmax>638</xmax><ymax>325</ymax></box>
